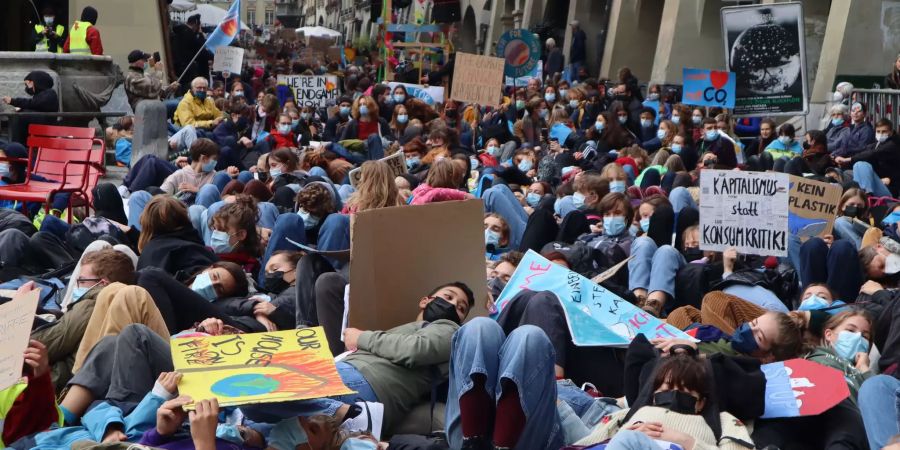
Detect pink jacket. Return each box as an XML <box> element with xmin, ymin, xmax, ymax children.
<box><xmin>409</xmin><ymin>183</ymin><xmax>467</xmax><ymax>205</ymax></box>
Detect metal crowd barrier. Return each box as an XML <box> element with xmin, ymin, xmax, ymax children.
<box><xmin>851</xmin><ymin>88</ymin><xmax>900</xmax><ymax>127</ymax></box>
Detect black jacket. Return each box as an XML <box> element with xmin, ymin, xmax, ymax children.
<box><xmin>136</xmin><ymin>226</ymin><xmax>217</xmax><ymax>278</ymax></box>
<box><xmin>851</xmin><ymin>135</ymin><xmax>900</xmax><ymax>197</ymax></box>
<box><xmin>10</xmin><ymin>71</ymin><xmax>59</xmax><ymax>113</ymax></box>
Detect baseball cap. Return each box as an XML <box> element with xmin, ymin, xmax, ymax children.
<box><xmin>128</xmin><ymin>50</ymin><xmax>150</xmax><ymax>64</ymax></box>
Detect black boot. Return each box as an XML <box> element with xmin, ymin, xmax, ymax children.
<box><xmin>461</xmin><ymin>436</ymin><xmax>491</xmax><ymax>450</ymax></box>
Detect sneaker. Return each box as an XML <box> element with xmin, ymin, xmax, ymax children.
<box><xmin>117</xmin><ymin>184</ymin><xmax>130</xmax><ymax>199</ymax></box>
<box><xmin>341</xmin><ymin>401</ymin><xmax>383</xmax><ymax>440</ymax></box>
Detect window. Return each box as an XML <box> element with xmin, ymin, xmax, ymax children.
<box><xmin>247</xmin><ymin>8</ymin><xmax>256</xmax><ymax>25</ymax></box>
<box><xmin>265</xmin><ymin>9</ymin><xmax>275</xmax><ymax>25</ymax></box>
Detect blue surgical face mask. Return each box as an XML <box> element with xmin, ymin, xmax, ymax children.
<box><xmin>201</xmin><ymin>159</ymin><xmax>217</xmax><ymax>173</ymax></box>
<box><xmin>640</xmin><ymin>217</ymin><xmax>651</xmax><ymax>233</ymax></box>
<box><xmin>833</xmin><ymin>330</ymin><xmax>869</xmax><ymax>362</ymax></box>
<box><xmin>730</xmin><ymin>322</ymin><xmax>759</xmax><ymax>354</ymax></box>
<box><xmin>617</xmin><ymin>116</ymin><xmax>628</xmax><ymax>124</ymax></box>
<box><xmin>341</xmin><ymin>438</ymin><xmax>378</xmax><ymax>450</ymax></box>
<box><xmin>359</xmin><ymin>105</ymin><xmax>369</xmax><ymax>116</ymax></box>
<box><xmin>526</xmin><ymin>192</ymin><xmax>541</xmax><ymax>207</ymax></box>
<box><xmin>270</xmin><ymin>168</ymin><xmax>283</xmax><ymax>178</ymax></box>
<box><xmin>544</xmin><ymin>93</ymin><xmax>556</xmax><ymax>103</ymax></box>
<box><xmin>572</xmin><ymin>192</ymin><xmax>587</xmax><ymax>210</ymax></box>
<box><xmin>0</xmin><ymin>162</ymin><xmax>10</xmax><ymax>178</ymax></box>
<box><xmin>539</xmin><ymin>109</ymin><xmax>549</xmax><ymax>119</ymax></box>
<box><xmin>569</xmin><ymin>99</ymin><xmax>579</xmax><ymax>109</ymax></box>
<box><xmin>470</xmin><ymin>157</ymin><xmax>479</xmax><ymax>169</ymax></box>
<box><xmin>798</xmin><ymin>295</ymin><xmax>831</xmax><ymax>311</ymax></box>
<box><xmin>603</xmin><ymin>216</ymin><xmax>627</xmax><ymax>236</ymax></box>
<box><xmin>704</xmin><ymin>129</ymin><xmax>719</xmax><ymax>141</ymax></box>
<box><xmin>671</xmin><ymin>143</ymin><xmax>683</xmax><ymax>154</ymax></box>
<box><xmin>340</xmin><ymin>106</ymin><xmax>351</xmax><ymax>117</ymax></box>
<box><xmin>393</xmin><ymin>94</ymin><xmax>406</xmax><ymax>103</ymax></box>
<box><xmin>291</xmin><ymin>119</ymin><xmax>300</xmax><ymax>128</ymax></box>
<box><xmin>233</xmin><ymin>90</ymin><xmax>244</xmax><ymax>97</ymax></box>
<box><xmin>779</xmin><ymin>136</ymin><xmax>792</xmax><ymax>145</ymax></box>
<box><xmin>656</xmin><ymin>129</ymin><xmax>667</xmax><ymax>140</ymax></box>
<box><xmin>191</xmin><ymin>272</ymin><xmax>218</xmax><ymax>302</ymax></box>
<box><xmin>268</xmin><ymin>418</ymin><xmax>309</xmax><ymax>450</ymax></box>
<box><xmin>72</xmin><ymin>281</ymin><xmax>100</xmax><ymax>303</ymax></box>
<box><xmin>559</xmin><ymin>89</ymin><xmax>568</xmax><ymax>98</ymax></box>
<box><xmin>641</xmin><ymin>119</ymin><xmax>653</xmax><ymax>128</ymax></box>
<box><xmin>594</xmin><ymin>121</ymin><xmax>604</xmax><ymax>132</ymax></box>
<box><xmin>609</xmin><ymin>180</ymin><xmax>626</xmax><ymax>194</ymax></box>
<box><xmin>193</xmin><ymin>90</ymin><xmax>207</xmax><ymax>101</ymax></box>
<box><xmin>406</xmin><ymin>156</ymin><xmax>420</xmax><ymax>170</ymax></box>
<box><xmin>517</xmin><ymin>159</ymin><xmax>533</xmax><ymax>172</ymax></box>
<box><xmin>278</xmin><ymin>124</ymin><xmax>292</xmax><ymax>135</ymax></box>
<box><xmin>671</xmin><ymin>115</ymin><xmax>681</xmax><ymax>125</ymax></box>
<box><xmin>831</xmin><ymin>117</ymin><xmax>845</xmax><ymax>127</ymax></box>
<box><xmin>486</xmin><ymin>145</ymin><xmax>498</xmax><ymax>156</ymax></box>
<box><xmin>516</xmin><ymin>100</ymin><xmax>526</xmax><ymax>110</ymax></box>
<box><xmin>397</xmin><ymin>114</ymin><xmax>409</xmax><ymax>124</ymax></box>
<box><xmin>210</xmin><ymin>230</ymin><xmax>235</xmax><ymax>254</ymax></box>
<box><xmin>485</xmin><ymin>229</ymin><xmax>501</xmax><ymax>248</ymax></box>
<box><xmin>298</xmin><ymin>208</ymin><xmax>320</xmax><ymax>230</ymax></box>
<box><xmin>692</xmin><ymin>115</ymin><xmax>703</xmax><ymax>125</ymax></box>
<box><xmin>300</xmin><ymin>112</ymin><xmax>310</xmax><ymax>120</ymax></box>
<box><xmin>216</xmin><ymin>424</ymin><xmax>244</xmax><ymax>445</ymax></box>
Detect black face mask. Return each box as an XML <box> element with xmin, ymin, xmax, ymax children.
<box><xmin>488</xmin><ymin>277</ymin><xmax>507</xmax><ymax>299</ymax></box>
<box><xmin>802</xmin><ymin>141</ymin><xmax>811</xmax><ymax>150</ymax></box>
<box><xmin>25</xmin><ymin>86</ymin><xmax>35</xmax><ymax>96</ymax></box>
<box><xmin>843</xmin><ymin>205</ymin><xmax>859</xmax><ymax>218</ymax></box>
<box><xmin>652</xmin><ymin>390</ymin><xmax>699</xmax><ymax>415</ymax></box>
<box><xmin>423</xmin><ymin>296</ymin><xmax>461</xmax><ymax>324</ymax></box>
<box><xmin>683</xmin><ymin>247</ymin><xmax>704</xmax><ymax>262</ymax></box>
<box><xmin>264</xmin><ymin>271</ymin><xmax>289</xmax><ymax>294</ymax></box>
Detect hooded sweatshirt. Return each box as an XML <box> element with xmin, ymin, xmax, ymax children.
<box><xmin>10</xmin><ymin>71</ymin><xmax>59</xmax><ymax>113</ymax></box>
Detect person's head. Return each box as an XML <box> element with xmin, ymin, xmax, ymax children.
<box><xmin>190</xmin><ymin>77</ymin><xmax>209</xmax><ymax>101</ymax></box>
<box><xmin>77</xmin><ymin>249</ymin><xmax>136</xmax><ymax>298</ymax></box>
<box><xmin>657</xmin><ymin>119</ymin><xmax>676</xmax><ymax>144</ymax></box>
<box><xmin>800</xmin><ymin>283</ymin><xmax>836</xmax><ymax>305</ymax></box>
<box><xmin>189</xmin><ymin>261</ymin><xmax>249</xmax><ymax>301</ymax></box>
<box><xmin>484</xmin><ymin>213</ymin><xmax>510</xmax><ymax>249</ymax></box>
<box><xmin>876</xmin><ymin>118</ymin><xmax>895</xmax><ymax>143</ymax></box>
<box><xmin>777</xmin><ymin>123</ymin><xmax>796</xmax><ymax>144</ymax></box>
<box><xmin>127</xmin><ymin>50</ymin><xmax>149</xmax><ymax>70</ymax></box>
<box><xmin>138</xmin><ymin>196</ymin><xmax>193</xmax><ymax>252</ymax></box>
<box><xmin>639</xmin><ymin>107</ymin><xmax>656</xmax><ymax>128</ymax></box>
<box><xmin>391</xmin><ymin>85</ymin><xmax>409</xmax><ymax>104</ymax></box>
<box><xmin>543</xmin><ymin>85</ymin><xmax>559</xmax><ymax>104</ymax></box>
<box><xmin>186</xmin><ymin>13</ymin><xmax>200</xmax><ymax>31</ymax></box>
<box><xmin>637</xmin><ymin>195</ymin><xmax>670</xmax><ymax>232</ymax></box>
<box><xmin>296</xmin><ymin>182</ymin><xmax>335</xmax><ymax>226</ymax></box>
<box><xmin>822</xmin><ymin>310</ymin><xmax>873</xmax><ymax>362</ymax></box>
<box><xmin>372</xmin><ymin>84</ymin><xmax>390</xmax><ymax>104</ymax></box>
<box><xmin>418</xmin><ymin>282</ymin><xmax>474</xmax><ymax>324</ymax></box>
<box><xmin>733</xmin><ymin>312</ymin><xmax>804</xmax><ymax>362</ymax></box>
<box><xmin>839</xmin><ymin>187</ymin><xmax>868</xmax><ymax>219</ymax></box>
<box><xmin>860</xmin><ymin>245</ymin><xmax>887</xmax><ymax>280</ymax></box>
<box><xmin>347</xmin><ymin>161</ymin><xmax>402</xmax><ymax>212</ymax></box>
<box><xmin>526</xmin><ymin>77</ymin><xmax>541</xmax><ymax>93</ymax></box>
<box><xmin>760</xmin><ymin>118</ymin><xmax>776</xmax><ymax>139</ymax></box>
<box><xmin>598</xmin><ymin>192</ymin><xmax>633</xmax><ymax>237</ymax></box>
<box><xmin>392</xmin><ymin>104</ymin><xmax>409</xmax><ymax>128</ymax></box>
<box><xmin>209</xmin><ymin>195</ymin><xmax>260</xmax><ymax>256</ymax></box>
<box><xmin>211</xmin><ymin>81</ymin><xmax>225</xmax><ymax>99</ymax></box>
<box><xmin>490</xmin><ymin>251</ymin><xmax>522</xmax><ymax>284</ymax></box>
<box><xmin>354</xmin><ymin>96</ymin><xmax>378</xmax><ymax>121</ymax></box>
<box><xmin>650</xmin><ymin>354</ymin><xmax>710</xmax><ymax>415</ymax></box>
<box><xmin>268</xmin><ymin>148</ymin><xmax>299</xmax><ymax>176</ymax></box>
<box><xmin>513</xmin><ymin>149</ymin><xmax>536</xmax><ymax>173</ymax></box>
<box><xmin>425</xmin><ymin>158</ymin><xmax>458</xmax><ymax>189</ymax></box>
<box><xmin>41</xmin><ymin>6</ymin><xmax>56</xmax><ymax>24</ymax></box>
<box><xmin>600</xmin><ymin>162</ymin><xmax>628</xmax><ymax>194</ymax></box>
<box><xmin>337</xmin><ymin>96</ymin><xmax>353</xmax><ymax>118</ymax></box>
<box><xmin>483</xmin><ymin>137</ymin><xmax>500</xmax><ymax>157</ymax></box>
<box><xmin>830</xmin><ymin>103</ymin><xmax>849</xmax><ymax>125</ymax></box>
<box><xmin>570</xmin><ymin>19</ymin><xmax>580</xmax><ymax>30</ymax></box>
<box><xmin>426</xmin><ymin>126</ymin><xmax>456</xmax><ymax>150</ymax></box>
<box><xmin>263</xmin><ymin>250</ymin><xmax>301</xmax><ymax>293</ymax></box>
<box><xmin>81</xmin><ymin>6</ymin><xmax>98</xmax><ymax>25</ymax></box>
<box><xmin>572</xmin><ymin>171</ymin><xmax>609</xmax><ymax>210</ymax></box>
<box><xmin>804</xmin><ymin>129</ymin><xmax>827</xmax><ymax>150</ymax></box>
<box><xmin>545</xmin><ymin>37</ymin><xmax>556</xmax><ymax>50</ymax></box>
<box><xmin>403</xmin><ymin>137</ymin><xmax>428</xmax><ymax>163</ymax></box>
<box><xmin>701</xmin><ymin>118</ymin><xmax>719</xmax><ymax>140</ymax></box>
<box><xmin>259</xmin><ymin>94</ymin><xmax>280</xmax><ymax>117</ymax></box>
<box><xmin>692</xmin><ymin>108</ymin><xmax>705</xmax><ymax>125</ymax></box>
<box><xmin>671</xmin><ymin>133</ymin><xmax>687</xmax><ymax>154</ymax></box>
<box><xmin>230</xmin><ymin>82</ymin><xmax>245</xmax><ymax>98</ymax></box>
<box><xmin>276</xmin><ymin>113</ymin><xmax>293</xmax><ymax>136</ymax></box>
<box><xmin>851</xmin><ymin>102</ymin><xmax>867</xmax><ymax>124</ymax></box>
<box><xmin>664</xmin><ymin>154</ymin><xmax>685</xmax><ymax>172</ymax></box>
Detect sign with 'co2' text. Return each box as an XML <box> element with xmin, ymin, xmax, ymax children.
<box><xmin>682</xmin><ymin>68</ymin><xmax>736</xmax><ymax>109</ymax></box>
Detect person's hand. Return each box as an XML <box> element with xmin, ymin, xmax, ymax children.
<box><xmin>2</xmin><ymin>97</ymin><xmax>11</xmax><ymax>104</ymax></box>
<box><xmin>589</xmin><ymin>224</ymin><xmax>603</xmax><ymax>234</ymax></box>
<box><xmin>106</xmin><ymin>219</ymin><xmax>132</xmax><ymax>233</ymax></box>
<box><xmin>574</xmin><ymin>151</ymin><xmax>584</xmax><ymax>160</ymax></box>
<box><xmin>835</xmin><ymin>156</ymin><xmax>850</xmax><ymax>166</ymax></box>
<box><xmin>627</xmin><ymin>421</ymin><xmax>664</xmax><ymax>438</ymax></box>
<box><xmin>15</xmin><ymin>280</ymin><xmax>37</xmax><ymax>296</ymax></box>
<box><xmin>178</xmin><ymin>182</ymin><xmax>198</xmax><ymax>193</ymax></box>
<box><xmin>860</xmin><ymin>280</ymin><xmax>884</xmax><ymax>295</ymax></box>
<box><xmin>255</xmin><ymin>314</ymin><xmax>277</xmax><ymax>332</ymax></box>
<box><xmin>239</xmin><ymin>136</ymin><xmax>253</xmax><ymax>147</ymax></box>
<box><xmin>659</xmin><ymin>427</ymin><xmax>696</xmax><ymax>450</ymax></box>
<box><xmin>175</xmin><ymin>156</ymin><xmax>190</xmax><ymax>168</ymax></box>
<box><xmin>23</xmin><ymin>340</ymin><xmax>49</xmax><ymax>378</ymax></box>
<box><xmin>526</xmin><ymin>169</ymin><xmax>536</xmax><ymax>178</ymax></box>
<box><xmin>157</xmin><ymin>371</ymin><xmax>182</xmax><ymax>395</ymax></box>
<box><xmin>102</xmin><ymin>425</ymin><xmax>127</xmax><ymax>444</ymax></box>
<box><xmin>214</xmin><ymin>116</ymin><xmax>224</xmax><ymax>125</ymax></box>
<box><xmin>226</xmin><ymin>166</ymin><xmax>239</xmax><ymax>177</ymax></box>
<box><xmin>253</xmin><ymin>301</ymin><xmax>276</xmax><ymax>316</ymax></box>
<box><xmin>651</xmin><ymin>337</ymin><xmax>698</xmax><ymax>356</ymax></box>
<box><xmin>198</xmin><ymin>318</ymin><xmax>224</xmax><ymax>335</ymax></box>
<box><xmin>884</xmin><ymin>177</ymin><xmax>892</xmax><ymax>187</ymax></box>
<box><xmin>855</xmin><ymin>352</ymin><xmax>871</xmax><ymax>372</ymax></box>
<box><xmin>189</xmin><ymin>399</ymin><xmax>220</xmax><ymax>450</ymax></box>
<box><xmin>156</xmin><ymin>395</ymin><xmax>191</xmax><ymax>436</ymax></box>
<box><xmin>343</xmin><ymin>328</ymin><xmax>364</xmax><ymax>351</ymax></box>
<box><xmin>723</xmin><ymin>247</ymin><xmax>738</xmax><ymax>273</ymax></box>
<box><xmin>258</xmin><ymin>227</ymin><xmax>271</xmax><ymax>248</ymax></box>
<box><xmin>822</xmin><ymin>234</ymin><xmax>834</xmax><ymax>247</ymax></box>
<box><xmin>169</xmin><ymin>81</ymin><xmax>180</xmax><ymax>90</ymax></box>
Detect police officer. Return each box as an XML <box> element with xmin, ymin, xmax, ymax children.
<box><xmin>33</xmin><ymin>7</ymin><xmax>66</xmax><ymax>53</ymax></box>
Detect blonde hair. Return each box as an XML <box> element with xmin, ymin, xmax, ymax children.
<box><xmin>425</xmin><ymin>159</ymin><xmax>458</xmax><ymax>188</ymax></box>
<box><xmin>345</xmin><ymin>161</ymin><xmax>403</xmax><ymax>212</ymax></box>
<box><xmin>600</xmin><ymin>162</ymin><xmax>627</xmax><ymax>181</ymax></box>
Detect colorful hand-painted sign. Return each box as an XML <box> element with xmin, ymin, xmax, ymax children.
<box><xmin>492</xmin><ymin>250</ymin><xmax>693</xmax><ymax>347</ymax></box>
<box><xmin>760</xmin><ymin>358</ymin><xmax>850</xmax><ymax>418</ymax></box>
<box><xmin>171</xmin><ymin>327</ymin><xmax>354</xmax><ymax>408</ymax></box>
<box><xmin>682</xmin><ymin>68</ymin><xmax>736</xmax><ymax>109</ymax></box>
<box><xmin>496</xmin><ymin>29</ymin><xmax>541</xmax><ymax>79</ymax></box>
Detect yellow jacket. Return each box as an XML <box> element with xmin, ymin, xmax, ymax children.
<box><xmin>174</xmin><ymin>91</ymin><xmax>222</xmax><ymax>129</ymax></box>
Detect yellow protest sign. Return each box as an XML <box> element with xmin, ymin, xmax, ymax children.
<box><xmin>171</xmin><ymin>327</ymin><xmax>355</xmax><ymax>407</ymax></box>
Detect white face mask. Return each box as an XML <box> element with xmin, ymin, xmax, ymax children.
<box><xmin>877</xmin><ymin>133</ymin><xmax>889</xmax><ymax>143</ymax></box>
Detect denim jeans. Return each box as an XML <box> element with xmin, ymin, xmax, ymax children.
<box><xmin>859</xmin><ymin>374</ymin><xmax>900</xmax><ymax>450</ymax></box>
<box><xmin>832</xmin><ymin>216</ymin><xmax>863</xmax><ymax>250</ymax></box>
<box><xmin>445</xmin><ymin>317</ymin><xmax>563</xmax><ymax>450</ymax></box>
<box><xmin>628</xmin><ymin>236</ymin><xmax>684</xmax><ymax>297</ymax></box>
<box><xmin>556</xmin><ymin>379</ymin><xmax>620</xmax><ymax>431</ymax></box>
<box><xmin>240</xmin><ymin>361</ymin><xmax>378</xmax><ymax>424</ymax></box>
<box><xmin>605</xmin><ymin>429</ymin><xmax>675</xmax><ymax>449</ymax></box>
<box><xmin>127</xmin><ymin>190</ymin><xmax>153</xmax><ymax>230</ymax></box>
<box><xmin>668</xmin><ymin>187</ymin><xmax>696</xmax><ymax>214</ymax></box>
<box><xmin>196</xmin><ymin>184</ymin><xmax>221</xmax><ymax>209</ymax></box>
<box><xmin>318</xmin><ymin>213</ymin><xmax>351</xmax><ymax>269</ymax></box>
<box><xmin>168</xmin><ymin>125</ymin><xmax>198</xmax><ymax>153</ymax></box>
<box><xmin>853</xmin><ymin>161</ymin><xmax>892</xmax><ymax>198</ymax></box>
<box><xmin>483</xmin><ymin>184</ymin><xmax>528</xmax><ymax>250</ymax></box>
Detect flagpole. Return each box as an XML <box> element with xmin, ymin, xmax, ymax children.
<box><xmin>176</xmin><ymin>45</ymin><xmax>208</xmax><ymax>84</ymax></box>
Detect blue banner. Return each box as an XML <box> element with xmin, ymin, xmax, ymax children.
<box><xmin>493</xmin><ymin>250</ymin><xmax>693</xmax><ymax>347</ymax></box>
<box><xmin>682</xmin><ymin>68</ymin><xmax>736</xmax><ymax>109</ymax></box>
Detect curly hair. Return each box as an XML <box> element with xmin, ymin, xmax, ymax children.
<box><xmin>210</xmin><ymin>195</ymin><xmax>261</xmax><ymax>256</ymax></box>
<box><xmin>296</xmin><ymin>182</ymin><xmax>334</xmax><ymax>218</ymax></box>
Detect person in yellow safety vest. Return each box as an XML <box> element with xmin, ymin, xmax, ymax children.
<box><xmin>63</xmin><ymin>6</ymin><xmax>103</xmax><ymax>56</ymax></box>
<box><xmin>33</xmin><ymin>6</ymin><xmax>67</xmax><ymax>53</ymax></box>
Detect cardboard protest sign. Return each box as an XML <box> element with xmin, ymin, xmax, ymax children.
<box><xmin>496</xmin><ymin>29</ymin><xmax>541</xmax><ymax>78</ymax></box>
<box><xmin>278</xmin><ymin>28</ymin><xmax>297</xmax><ymax>42</ymax></box>
<box><xmin>0</xmin><ymin>290</ymin><xmax>39</xmax><ymax>391</ymax></box>
<box><xmin>721</xmin><ymin>3</ymin><xmax>809</xmax><ymax>116</ymax></box>
<box><xmin>213</xmin><ymin>46</ymin><xmax>244</xmax><ymax>74</ymax></box>
<box><xmin>387</xmin><ymin>82</ymin><xmax>444</xmax><ymax>105</ymax></box>
<box><xmin>327</xmin><ymin>46</ymin><xmax>342</xmax><ymax>62</ymax></box>
<box><xmin>277</xmin><ymin>75</ymin><xmax>340</xmax><ymax>108</ymax></box>
<box><xmin>494</xmin><ymin>251</ymin><xmax>693</xmax><ymax>347</ymax></box>
<box><xmin>700</xmin><ymin>170</ymin><xmax>789</xmax><ymax>257</ymax></box>
<box><xmin>307</xmin><ymin>36</ymin><xmax>332</xmax><ymax>52</ymax></box>
<box><xmin>450</xmin><ymin>52</ymin><xmax>505</xmax><ymax>107</ymax></box>
<box><xmin>788</xmin><ymin>175</ymin><xmax>842</xmax><ymax>241</ymax></box>
<box><xmin>349</xmin><ymin>201</ymin><xmax>488</xmax><ymax>331</ymax></box>
<box><xmin>682</xmin><ymin>68</ymin><xmax>737</xmax><ymax>109</ymax></box>
<box><xmin>761</xmin><ymin>359</ymin><xmax>849</xmax><ymax>418</ymax></box>
<box><xmin>348</xmin><ymin>151</ymin><xmax>407</xmax><ymax>188</ymax></box>
<box><xmin>171</xmin><ymin>328</ymin><xmax>354</xmax><ymax>408</ymax></box>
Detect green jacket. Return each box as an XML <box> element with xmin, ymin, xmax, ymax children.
<box><xmin>804</xmin><ymin>346</ymin><xmax>872</xmax><ymax>404</ymax></box>
<box><xmin>698</xmin><ymin>338</ymin><xmax>740</xmax><ymax>357</ymax></box>
<box><xmin>345</xmin><ymin>319</ymin><xmax>459</xmax><ymax>433</ymax></box>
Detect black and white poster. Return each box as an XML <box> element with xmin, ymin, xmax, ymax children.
<box><xmin>721</xmin><ymin>2</ymin><xmax>808</xmax><ymax>116</ymax></box>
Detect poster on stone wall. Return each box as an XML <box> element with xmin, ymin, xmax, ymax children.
<box><xmin>720</xmin><ymin>2</ymin><xmax>808</xmax><ymax>116</ymax></box>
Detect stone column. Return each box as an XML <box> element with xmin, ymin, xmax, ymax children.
<box><xmin>132</xmin><ymin>100</ymin><xmax>169</xmax><ymax>163</ymax></box>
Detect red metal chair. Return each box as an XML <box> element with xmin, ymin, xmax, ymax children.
<box><xmin>0</xmin><ymin>124</ymin><xmax>106</xmax><ymax>223</ymax></box>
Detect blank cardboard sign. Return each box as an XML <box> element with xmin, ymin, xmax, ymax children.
<box><xmin>0</xmin><ymin>290</ymin><xmax>39</xmax><ymax>391</ymax></box>
<box><xmin>349</xmin><ymin>200</ymin><xmax>487</xmax><ymax>331</ymax></box>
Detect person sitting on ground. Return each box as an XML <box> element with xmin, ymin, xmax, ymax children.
<box><xmin>159</xmin><ymin>138</ymin><xmax>221</xmax><ymax>196</ymax></box>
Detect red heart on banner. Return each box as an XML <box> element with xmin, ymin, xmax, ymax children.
<box><xmin>709</xmin><ymin>71</ymin><xmax>730</xmax><ymax>90</ymax></box>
